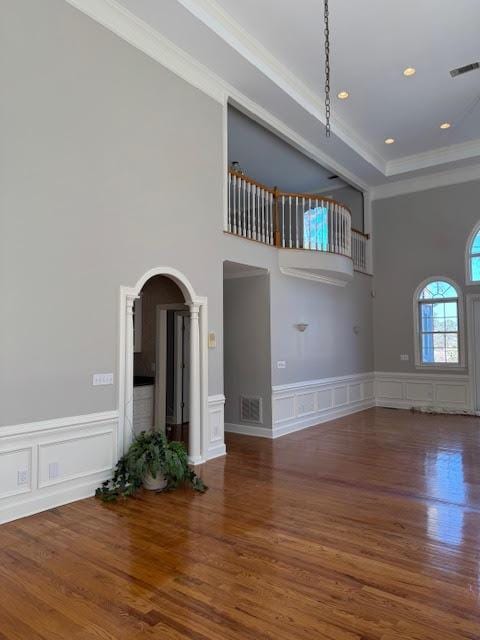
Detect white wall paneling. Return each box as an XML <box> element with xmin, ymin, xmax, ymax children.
<box><xmin>0</xmin><ymin>411</ymin><xmax>118</xmax><ymax>525</ymax></box>
<box><xmin>272</xmin><ymin>373</ymin><xmax>375</xmax><ymax>437</ymax></box>
<box><xmin>206</xmin><ymin>395</ymin><xmax>226</xmax><ymax>460</ymax></box>
<box><xmin>375</xmin><ymin>372</ymin><xmax>472</xmax><ymax>413</ymax></box>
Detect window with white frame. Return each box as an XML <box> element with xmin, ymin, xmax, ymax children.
<box><xmin>415</xmin><ymin>280</ymin><xmax>462</xmax><ymax>367</ymax></box>
<box><xmin>467</xmin><ymin>224</ymin><xmax>480</xmax><ymax>283</ymax></box>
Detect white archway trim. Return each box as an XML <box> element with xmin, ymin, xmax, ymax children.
<box><xmin>412</xmin><ymin>276</ymin><xmax>465</xmax><ymax>370</ymax></box>
<box><xmin>465</xmin><ymin>221</ymin><xmax>480</xmax><ymax>285</ymax></box>
<box><xmin>118</xmin><ymin>267</ymin><xmax>208</xmax><ymax>464</ymax></box>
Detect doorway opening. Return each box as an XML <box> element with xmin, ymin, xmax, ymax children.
<box><xmin>223</xmin><ymin>261</ymin><xmax>272</xmax><ymax>437</ymax></box>
<box><xmin>119</xmin><ymin>267</ymin><xmax>208</xmax><ymax>464</ymax></box>
<box><xmin>132</xmin><ymin>276</ymin><xmax>191</xmax><ymax>447</ymax></box>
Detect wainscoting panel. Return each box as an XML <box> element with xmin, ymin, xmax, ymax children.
<box><xmin>272</xmin><ymin>373</ymin><xmax>375</xmax><ymax>438</ymax></box>
<box><xmin>375</xmin><ymin>372</ymin><xmax>472</xmax><ymax>413</ymax></box>
<box><xmin>206</xmin><ymin>395</ymin><xmax>226</xmax><ymax>460</ymax></box>
<box><xmin>0</xmin><ymin>411</ymin><xmax>118</xmax><ymax>525</ymax></box>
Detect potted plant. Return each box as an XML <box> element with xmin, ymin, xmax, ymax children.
<box><xmin>96</xmin><ymin>430</ymin><xmax>206</xmax><ymax>502</ymax></box>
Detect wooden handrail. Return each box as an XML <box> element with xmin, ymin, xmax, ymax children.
<box><xmin>352</xmin><ymin>228</ymin><xmax>370</xmax><ymax>239</ymax></box>
<box><xmin>228</xmin><ymin>170</ymin><xmax>276</xmax><ymax>195</ymax></box>
<box><xmin>228</xmin><ymin>170</ymin><xmax>351</xmax><ymax>217</ymax></box>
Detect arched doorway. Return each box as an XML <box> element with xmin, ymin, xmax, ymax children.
<box><xmin>118</xmin><ymin>267</ymin><xmax>207</xmax><ymax>464</ymax></box>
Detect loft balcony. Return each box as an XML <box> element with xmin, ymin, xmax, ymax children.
<box><xmin>226</xmin><ymin>170</ymin><xmax>369</xmax><ymax>286</ymax></box>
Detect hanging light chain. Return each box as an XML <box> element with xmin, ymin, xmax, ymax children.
<box><xmin>324</xmin><ymin>0</ymin><xmax>331</xmax><ymax>137</ymax></box>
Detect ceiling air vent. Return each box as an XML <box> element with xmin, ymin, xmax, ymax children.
<box><xmin>450</xmin><ymin>62</ymin><xmax>479</xmax><ymax>78</ymax></box>
<box><xmin>240</xmin><ymin>396</ymin><xmax>263</xmax><ymax>424</ymax></box>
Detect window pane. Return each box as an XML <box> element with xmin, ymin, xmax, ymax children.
<box><xmin>446</xmin><ymin>349</ymin><xmax>459</xmax><ymax>363</ymax></box>
<box><xmin>434</xmin><ymin>348</ymin><xmax>446</xmax><ymax>363</ymax></box>
<box><xmin>444</xmin><ymin>302</ymin><xmax>458</xmax><ymax>317</ymax></box>
<box><xmin>445</xmin><ymin>334</ymin><xmax>458</xmax><ymax>349</ymax></box>
<box><xmin>471</xmin><ymin>256</ymin><xmax>480</xmax><ymax>282</ymax></box>
<box><xmin>433</xmin><ymin>334</ymin><xmax>445</xmax><ymax>348</ymax></box>
<box><xmin>419</xmin><ymin>281</ymin><xmax>457</xmax><ymax>300</ymax></box>
<box><xmin>422</xmin><ymin>347</ymin><xmax>434</xmax><ymax>363</ymax></box>
<box><xmin>303</xmin><ymin>207</ymin><xmax>328</xmax><ymax>250</ymax></box>
<box><xmin>472</xmin><ymin>232</ymin><xmax>480</xmax><ymax>254</ymax></box>
<box><xmin>445</xmin><ymin>317</ymin><xmax>458</xmax><ymax>331</ymax></box>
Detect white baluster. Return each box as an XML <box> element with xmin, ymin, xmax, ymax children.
<box><xmin>232</xmin><ymin>175</ymin><xmax>237</xmax><ymax>234</ymax></box>
<box><xmin>269</xmin><ymin>192</ymin><xmax>274</xmax><ymax>245</ymax></box>
<box><xmin>252</xmin><ymin>184</ymin><xmax>257</xmax><ymax>240</ymax></box>
<box><xmin>247</xmin><ymin>182</ymin><xmax>252</xmax><ymax>239</ymax></box>
<box><xmin>228</xmin><ymin>173</ymin><xmax>232</xmax><ymax>232</ymax></box>
<box><xmin>281</xmin><ymin>195</ymin><xmax>285</xmax><ymax>247</ymax></box>
<box><xmin>288</xmin><ymin>196</ymin><xmax>292</xmax><ymax>248</ymax></box>
<box><xmin>308</xmin><ymin>198</ymin><xmax>312</xmax><ymax>249</ymax></box>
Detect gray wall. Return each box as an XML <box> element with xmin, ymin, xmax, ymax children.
<box><xmin>0</xmin><ymin>0</ymin><xmax>223</xmax><ymax>425</ymax></box>
<box><xmin>223</xmin><ymin>274</ymin><xmax>272</xmax><ymax>428</ymax></box>
<box><xmin>373</xmin><ymin>179</ymin><xmax>480</xmax><ymax>374</ymax></box>
<box><xmin>0</xmin><ymin>0</ymin><xmax>376</xmax><ymax>430</ymax></box>
<box><xmin>270</xmin><ymin>272</ymin><xmax>374</xmax><ymax>386</ymax></box>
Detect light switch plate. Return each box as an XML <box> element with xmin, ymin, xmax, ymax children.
<box><xmin>277</xmin><ymin>361</ymin><xmax>286</xmax><ymax>369</ymax></box>
<box><xmin>93</xmin><ymin>373</ymin><xmax>114</xmax><ymax>386</ymax></box>
<box><xmin>400</xmin><ymin>354</ymin><xmax>409</xmax><ymax>361</ymax></box>
<box><xmin>208</xmin><ymin>332</ymin><xmax>217</xmax><ymax>349</ymax></box>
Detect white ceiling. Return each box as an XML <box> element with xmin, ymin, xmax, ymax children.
<box><xmin>92</xmin><ymin>0</ymin><xmax>480</xmax><ymax>188</ymax></box>
<box><xmin>216</xmin><ymin>0</ymin><xmax>480</xmax><ymax>162</ymax></box>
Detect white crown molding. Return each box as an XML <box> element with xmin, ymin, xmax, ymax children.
<box><xmin>175</xmin><ymin>0</ymin><xmax>386</xmax><ymax>174</ymax></box>
<box><xmin>371</xmin><ymin>162</ymin><xmax>480</xmax><ymax>201</ymax></box>
<box><xmin>387</xmin><ymin>138</ymin><xmax>480</xmax><ymax>176</ymax></box>
<box><xmin>65</xmin><ymin>0</ymin><xmax>225</xmax><ymax>102</ymax></box>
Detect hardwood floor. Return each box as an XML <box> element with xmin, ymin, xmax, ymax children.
<box><xmin>1</xmin><ymin>408</ymin><xmax>480</xmax><ymax>639</ymax></box>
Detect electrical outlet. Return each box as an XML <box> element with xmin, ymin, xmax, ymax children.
<box><xmin>277</xmin><ymin>361</ymin><xmax>286</xmax><ymax>369</ymax></box>
<box><xmin>17</xmin><ymin>468</ymin><xmax>29</xmax><ymax>486</ymax></box>
<box><xmin>48</xmin><ymin>462</ymin><xmax>60</xmax><ymax>480</ymax></box>
<box><xmin>93</xmin><ymin>373</ymin><xmax>114</xmax><ymax>386</ymax></box>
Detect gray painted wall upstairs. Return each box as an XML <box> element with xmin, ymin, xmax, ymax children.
<box><xmin>0</xmin><ymin>0</ymin><xmax>224</xmax><ymax>425</ymax></box>
<box><xmin>373</xmin><ymin>179</ymin><xmax>480</xmax><ymax>374</ymax></box>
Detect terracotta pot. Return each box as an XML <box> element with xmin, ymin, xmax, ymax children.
<box><xmin>143</xmin><ymin>471</ymin><xmax>167</xmax><ymax>491</ymax></box>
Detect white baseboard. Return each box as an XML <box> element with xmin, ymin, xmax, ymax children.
<box><xmin>0</xmin><ymin>410</ymin><xmax>118</xmax><ymax>525</ymax></box>
<box><xmin>225</xmin><ymin>422</ymin><xmax>274</xmax><ymax>438</ymax></box>
<box><xmin>374</xmin><ymin>371</ymin><xmax>472</xmax><ymax>413</ymax></box>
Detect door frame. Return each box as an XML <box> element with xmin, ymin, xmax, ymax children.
<box><xmin>466</xmin><ymin>293</ymin><xmax>480</xmax><ymax>414</ymax></box>
<box><xmin>118</xmin><ymin>266</ymin><xmax>208</xmax><ymax>464</ymax></box>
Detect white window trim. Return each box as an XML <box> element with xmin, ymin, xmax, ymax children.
<box><xmin>413</xmin><ymin>276</ymin><xmax>465</xmax><ymax>370</ymax></box>
<box><xmin>465</xmin><ymin>221</ymin><xmax>480</xmax><ymax>285</ymax></box>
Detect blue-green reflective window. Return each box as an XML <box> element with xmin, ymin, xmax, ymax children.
<box><xmin>418</xmin><ymin>280</ymin><xmax>459</xmax><ymax>365</ymax></box>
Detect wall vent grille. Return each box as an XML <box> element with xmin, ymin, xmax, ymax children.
<box><xmin>450</xmin><ymin>62</ymin><xmax>479</xmax><ymax>78</ymax></box>
<box><xmin>240</xmin><ymin>396</ymin><xmax>263</xmax><ymax>424</ymax></box>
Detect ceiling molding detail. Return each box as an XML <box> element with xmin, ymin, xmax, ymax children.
<box><xmin>65</xmin><ymin>0</ymin><xmax>225</xmax><ymax>102</ymax></box>
<box><xmin>176</xmin><ymin>0</ymin><xmax>386</xmax><ymax>173</ymax></box>
<box><xmin>386</xmin><ymin>138</ymin><xmax>480</xmax><ymax>176</ymax></box>
<box><xmin>65</xmin><ymin>0</ymin><xmax>370</xmax><ymax>192</ymax></box>
<box><xmin>371</xmin><ymin>163</ymin><xmax>480</xmax><ymax>201</ymax></box>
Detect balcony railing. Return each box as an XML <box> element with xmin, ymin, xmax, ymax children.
<box><xmin>227</xmin><ymin>170</ymin><xmax>369</xmax><ymax>272</ymax></box>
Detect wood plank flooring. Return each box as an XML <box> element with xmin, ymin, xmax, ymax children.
<box><xmin>1</xmin><ymin>407</ymin><xmax>480</xmax><ymax>639</ymax></box>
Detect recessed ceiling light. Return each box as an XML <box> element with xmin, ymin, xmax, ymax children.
<box><xmin>337</xmin><ymin>91</ymin><xmax>349</xmax><ymax>100</ymax></box>
<box><xmin>403</xmin><ymin>67</ymin><xmax>416</xmax><ymax>77</ymax></box>
<box><xmin>440</xmin><ymin>122</ymin><xmax>451</xmax><ymax>129</ymax></box>
<box><xmin>384</xmin><ymin>138</ymin><xmax>395</xmax><ymax>145</ymax></box>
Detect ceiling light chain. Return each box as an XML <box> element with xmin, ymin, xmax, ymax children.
<box><xmin>324</xmin><ymin>0</ymin><xmax>331</xmax><ymax>137</ymax></box>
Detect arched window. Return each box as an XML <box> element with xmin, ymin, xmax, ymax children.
<box><xmin>414</xmin><ymin>279</ymin><xmax>463</xmax><ymax>367</ymax></box>
<box><xmin>467</xmin><ymin>224</ymin><xmax>480</xmax><ymax>283</ymax></box>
